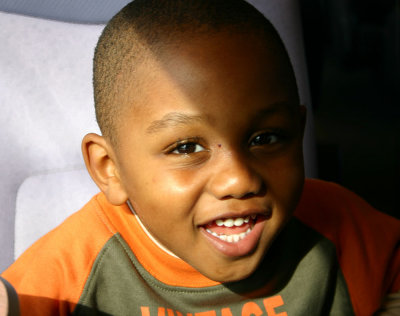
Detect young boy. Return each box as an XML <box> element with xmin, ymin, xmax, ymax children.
<box><xmin>2</xmin><ymin>0</ymin><xmax>400</xmax><ymax>315</ymax></box>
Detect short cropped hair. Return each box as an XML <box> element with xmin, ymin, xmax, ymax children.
<box><xmin>93</xmin><ymin>0</ymin><xmax>295</xmax><ymax>143</ymax></box>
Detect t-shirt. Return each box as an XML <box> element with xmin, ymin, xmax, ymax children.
<box><xmin>2</xmin><ymin>179</ymin><xmax>400</xmax><ymax>315</ymax></box>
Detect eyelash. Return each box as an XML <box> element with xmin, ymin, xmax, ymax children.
<box><xmin>165</xmin><ymin>130</ymin><xmax>286</xmax><ymax>156</ymax></box>
<box><xmin>165</xmin><ymin>137</ymin><xmax>206</xmax><ymax>155</ymax></box>
<box><xmin>248</xmin><ymin>130</ymin><xmax>283</xmax><ymax>147</ymax></box>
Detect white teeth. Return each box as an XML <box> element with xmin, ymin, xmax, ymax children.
<box><xmin>206</xmin><ymin>215</ymin><xmax>257</xmax><ymax>243</ymax></box>
<box><xmin>215</xmin><ymin>216</ymin><xmax>256</xmax><ymax>228</ymax></box>
<box><xmin>234</xmin><ymin>218</ymin><xmax>244</xmax><ymax>226</ymax></box>
<box><xmin>206</xmin><ymin>227</ymin><xmax>253</xmax><ymax>243</ymax></box>
<box><xmin>206</xmin><ymin>229</ymin><xmax>219</xmax><ymax>238</ymax></box>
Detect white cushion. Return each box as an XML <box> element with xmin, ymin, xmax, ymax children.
<box><xmin>0</xmin><ymin>11</ymin><xmax>103</xmax><ymax>271</ymax></box>
<box><xmin>14</xmin><ymin>169</ymin><xmax>100</xmax><ymax>259</ymax></box>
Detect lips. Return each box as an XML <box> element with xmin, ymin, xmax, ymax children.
<box><xmin>204</xmin><ymin>215</ymin><xmax>257</xmax><ymax>243</ymax></box>
<box><xmin>200</xmin><ymin>210</ymin><xmax>271</xmax><ymax>257</ymax></box>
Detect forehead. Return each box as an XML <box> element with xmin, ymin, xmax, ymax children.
<box><xmin>121</xmin><ymin>31</ymin><xmax>298</xmax><ymax>128</ymax></box>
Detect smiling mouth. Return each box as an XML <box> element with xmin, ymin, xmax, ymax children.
<box><xmin>200</xmin><ymin>210</ymin><xmax>271</xmax><ymax>257</ymax></box>
<box><xmin>204</xmin><ymin>215</ymin><xmax>258</xmax><ymax>243</ymax></box>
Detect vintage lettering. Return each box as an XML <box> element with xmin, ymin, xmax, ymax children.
<box><xmin>263</xmin><ymin>296</ymin><xmax>287</xmax><ymax>316</ymax></box>
<box><xmin>241</xmin><ymin>301</ymin><xmax>263</xmax><ymax>316</ymax></box>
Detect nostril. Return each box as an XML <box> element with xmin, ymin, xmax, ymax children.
<box><xmin>238</xmin><ymin>184</ymin><xmax>266</xmax><ymax>200</ymax></box>
<box><xmin>220</xmin><ymin>184</ymin><xmax>265</xmax><ymax>200</ymax></box>
<box><xmin>241</xmin><ymin>192</ymin><xmax>256</xmax><ymax>199</ymax></box>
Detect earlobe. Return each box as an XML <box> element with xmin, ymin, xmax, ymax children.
<box><xmin>81</xmin><ymin>133</ymin><xmax>129</xmax><ymax>205</ymax></box>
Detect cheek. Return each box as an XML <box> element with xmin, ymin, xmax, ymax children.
<box><xmin>131</xmin><ymin>168</ymin><xmax>208</xmax><ymax>220</ymax></box>
<box><xmin>153</xmin><ymin>167</ymin><xmax>207</xmax><ymax>194</ymax></box>
<box><xmin>264</xmin><ymin>148</ymin><xmax>305</xmax><ymax>211</ymax></box>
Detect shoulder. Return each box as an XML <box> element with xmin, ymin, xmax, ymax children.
<box><xmin>1</xmin><ymin>193</ymin><xmax>117</xmax><ymax>315</ymax></box>
<box><xmin>294</xmin><ymin>178</ymin><xmax>400</xmax><ymax>314</ymax></box>
<box><xmin>295</xmin><ymin>178</ymin><xmax>400</xmax><ymax>244</ymax></box>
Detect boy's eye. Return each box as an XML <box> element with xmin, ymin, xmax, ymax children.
<box><xmin>249</xmin><ymin>132</ymin><xmax>279</xmax><ymax>147</ymax></box>
<box><xmin>171</xmin><ymin>142</ymin><xmax>205</xmax><ymax>154</ymax></box>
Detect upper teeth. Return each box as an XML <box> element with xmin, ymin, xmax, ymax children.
<box><xmin>215</xmin><ymin>216</ymin><xmax>254</xmax><ymax>227</ymax></box>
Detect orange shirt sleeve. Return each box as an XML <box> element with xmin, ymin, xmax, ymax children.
<box><xmin>295</xmin><ymin>179</ymin><xmax>400</xmax><ymax>315</ymax></box>
<box><xmin>1</xmin><ymin>194</ymin><xmax>115</xmax><ymax>316</ymax></box>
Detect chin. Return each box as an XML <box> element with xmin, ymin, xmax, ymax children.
<box><xmin>200</xmin><ymin>257</ymin><xmax>261</xmax><ymax>283</ymax></box>
<box><xmin>210</xmin><ymin>268</ymin><xmax>256</xmax><ymax>284</ymax></box>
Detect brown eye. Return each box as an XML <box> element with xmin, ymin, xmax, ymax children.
<box><xmin>172</xmin><ymin>142</ymin><xmax>205</xmax><ymax>154</ymax></box>
<box><xmin>249</xmin><ymin>133</ymin><xmax>279</xmax><ymax>147</ymax></box>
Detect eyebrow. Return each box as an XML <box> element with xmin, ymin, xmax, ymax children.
<box><xmin>145</xmin><ymin>102</ymin><xmax>297</xmax><ymax>134</ymax></box>
<box><xmin>258</xmin><ymin>101</ymin><xmax>297</xmax><ymax>114</ymax></box>
<box><xmin>250</xmin><ymin>101</ymin><xmax>299</xmax><ymax>122</ymax></box>
<box><xmin>146</xmin><ymin>112</ymin><xmax>205</xmax><ymax>134</ymax></box>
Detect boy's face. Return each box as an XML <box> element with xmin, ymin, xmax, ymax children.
<box><xmin>113</xmin><ymin>32</ymin><xmax>305</xmax><ymax>282</ymax></box>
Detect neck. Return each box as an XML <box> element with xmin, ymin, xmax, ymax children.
<box><xmin>126</xmin><ymin>200</ymin><xmax>179</xmax><ymax>259</ymax></box>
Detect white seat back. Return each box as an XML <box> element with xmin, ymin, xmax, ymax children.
<box><xmin>0</xmin><ymin>12</ymin><xmax>102</xmax><ymax>271</ymax></box>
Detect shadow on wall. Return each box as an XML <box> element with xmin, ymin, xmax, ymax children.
<box><xmin>300</xmin><ymin>0</ymin><xmax>400</xmax><ymax>218</ymax></box>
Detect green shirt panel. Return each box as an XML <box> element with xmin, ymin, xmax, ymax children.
<box><xmin>73</xmin><ymin>219</ymin><xmax>354</xmax><ymax>316</ymax></box>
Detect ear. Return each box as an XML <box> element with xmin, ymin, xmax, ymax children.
<box><xmin>82</xmin><ymin>133</ymin><xmax>128</xmax><ymax>205</ymax></box>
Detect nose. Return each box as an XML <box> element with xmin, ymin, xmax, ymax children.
<box><xmin>208</xmin><ymin>153</ymin><xmax>263</xmax><ymax>200</ymax></box>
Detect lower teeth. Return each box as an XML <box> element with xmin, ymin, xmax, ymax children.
<box><xmin>206</xmin><ymin>228</ymin><xmax>252</xmax><ymax>243</ymax></box>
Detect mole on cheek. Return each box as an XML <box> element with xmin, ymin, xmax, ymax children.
<box><xmin>218</xmin><ymin>144</ymin><xmax>222</xmax><ymax>148</ymax></box>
